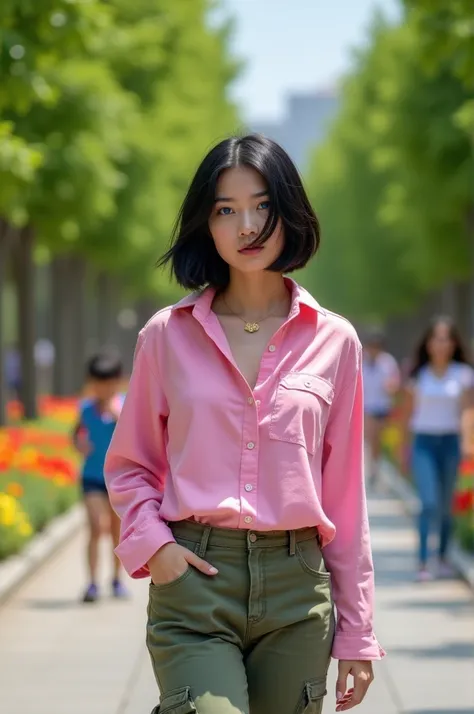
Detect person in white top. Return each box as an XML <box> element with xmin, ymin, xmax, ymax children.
<box><xmin>399</xmin><ymin>316</ymin><xmax>474</xmax><ymax>582</ymax></box>
<box><xmin>362</xmin><ymin>330</ymin><xmax>400</xmax><ymax>488</ymax></box>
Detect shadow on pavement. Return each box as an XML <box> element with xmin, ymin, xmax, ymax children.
<box><xmin>391</xmin><ymin>641</ymin><xmax>474</xmax><ymax>660</ymax></box>
<box><xmin>369</xmin><ymin>512</ymin><xmax>414</xmax><ymax>532</ymax></box>
<box><xmin>21</xmin><ymin>598</ymin><xmax>82</xmax><ymax>610</ymax></box>
<box><xmin>389</xmin><ymin>597</ymin><xmax>472</xmax><ymax>617</ymax></box>
<box><xmin>370</xmin><ymin>547</ymin><xmax>418</xmax><ymax>587</ymax></box>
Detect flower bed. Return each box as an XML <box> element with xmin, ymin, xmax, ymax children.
<box><xmin>382</xmin><ymin>407</ymin><xmax>474</xmax><ymax>553</ymax></box>
<box><xmin>0</xmin><ymin>397</ymin><xmax>79</xmax><ymax>560</ymax></box>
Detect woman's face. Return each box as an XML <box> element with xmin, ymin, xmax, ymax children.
<box><xmin>208</xmin><ymin>165</ymin><xmax>284</xmax><ymax>275</ymax></box>
<box><xmin>427</xmin><ymin>321</ymin><xmax>456</xmax><ymax>364</ymax></box>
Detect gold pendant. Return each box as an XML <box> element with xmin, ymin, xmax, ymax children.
<box><xmin>244</xmin><ymin>322</ymin><xmax>260</xmax><ymax>333</ymax></box>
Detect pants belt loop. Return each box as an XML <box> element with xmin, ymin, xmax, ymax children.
<box><xmin>289</xmin><ymin>530</ymin><xmax>296</xmax><ymax>556</ymax></box>
<box><xmin>197</xmin><ymin>525</ymin><xmax>212</xmax><ymax>559</ymax></box>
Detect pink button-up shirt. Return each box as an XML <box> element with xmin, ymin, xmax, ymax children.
<box><xmin>105</xmin><ymin>278</ymin><xmax>385</xmax><ymax>660</ymax></box>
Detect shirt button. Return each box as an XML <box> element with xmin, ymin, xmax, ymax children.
<box><xmin>304</xmin><ymin>380</ymin><xmax>312</xmax><ymax>388</ymax></box>
<box><xmin>268</xmin><ymin>344</ymin><xmax>276</xmax><ymax>352</ymax></box>
<box><xmin>247</xmin><ymin>396</ymin><xmax>254</xmax><ymax>405</ymax></box>
<box><xmin>247</xmin><ymin>441</ymin><xmax>255</xmax><ymax>450</ymax></box>
<box><xmin>244</xmin><ymin>516</ymin><xmax>253</xmax><ymax>524</ymax></box>
<box><xmin>249</xmin><ymin>533</ymin><xmax>257</xmax><ymax>543</ymax></box>
<box><xmin>245</xmin><ymin>484</ymin><xmax>253</xmax><ymax>492</ymax></box>
<box><xmin>255</xmin><ymin>400</ymin><xmax>261</xmax><ymax>407</ymax></box>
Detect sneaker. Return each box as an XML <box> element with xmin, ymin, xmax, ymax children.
<box><xmin>112</xmin><ymin>578</ymin><xmax>129</xmax><ymax>599</ymax></box>
<box><xmin>82</xmin><ymin>583</ymin><xmax>99</xmax><ymax>603</ymax></box>
<box><xmin>416</xmin><ymin>568</ymin><xmax>433</xmax><ymax>583</ymax></box>
<box><xmin>437</xmin><ymin>561</ymin><xmax>456</xmax><ymax>580</ymax></box>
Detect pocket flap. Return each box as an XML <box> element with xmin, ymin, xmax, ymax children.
<box><xmin>159</xmin><ymin>686</ymin><xmax>197</xmax><ymax>714</ymax></box>
<box><xmin>306</xmin><ymin>677</ymin><xmax>327</xmax><ymax>700</ymax></box>
<box><xmin>280</xmin><ymin>373</ymin><xmax>334</xmax><ymax>404</ymax></box>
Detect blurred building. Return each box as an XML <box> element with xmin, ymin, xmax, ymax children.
<box><xmin>251</xmin><ymin>88</ymin><xmax>338</xmax><ymax>171</ymax></box>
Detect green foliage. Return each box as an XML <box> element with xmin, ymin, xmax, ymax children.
<box><xmin>403</xmin><ymin>0</ymin><xmax>474</xmax><ymax>89</ymax></box>
<box><xmin>0</xmin><ymin>0</ymin><xmax>240</xmax><ymax>302</ymax></box>
<box><xmin>0</xmin><ymin>122</ymin><xmax>42</xmax><ymax>222</ymax></box>
<box><xmin>303</xmin><ymin>9</ymin><xmax>473</xmax><ymax>321</ymax></box>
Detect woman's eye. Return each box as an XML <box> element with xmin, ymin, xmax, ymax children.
<box><xmin>258</xmin><ymin>201</ymin><xmax>270</xmax><ymax>210</ymax></box>
<box><xmin>217</xmin><ymin>206</ymin><xmax>234</xmax><ymax>215</ymax></box>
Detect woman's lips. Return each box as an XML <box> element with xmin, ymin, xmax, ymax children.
<box><xmin>238</xmin><ymin>246</ymin><xmax>263</xmax><ymax>255</ymax></box>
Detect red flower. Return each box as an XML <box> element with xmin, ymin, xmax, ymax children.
<box><xmin>459</xmin><ymin>459</ymin><xmax>474</xmax><ymax>477</ymax></box>
<box><xmin>453</xmin><ymin>490</ymin><xmax>474</xmax><ymax>514</ymax></box>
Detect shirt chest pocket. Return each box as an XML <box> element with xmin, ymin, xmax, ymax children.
<box><xmin>269</xmin><ymin>373</ymin><xmax>334</xmax><ymax>455</ymax></box>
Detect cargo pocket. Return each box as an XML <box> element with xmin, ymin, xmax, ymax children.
<box><xmin>295</xmin><ymin>678</ymin><xmax>327</xmax><ymax>714</ymax></box>
<box><xmin>152</xmin><ymin>686</ymin><xmax>197</xmax><ymax>714</ymax></box>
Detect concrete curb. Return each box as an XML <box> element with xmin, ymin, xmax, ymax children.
<box><xmin>380</xmin><ymin>458</ymin><xmax>474</xmax><ymax>591</ymax></box>
<box><xmin>0</xmin><ymin>504</ymin><xmax>85</xmax><ymax>605</ymax></box>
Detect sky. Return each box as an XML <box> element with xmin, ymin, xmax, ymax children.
<box><xmin>217</xmin><ymin>0</ymin><xmax>401</xmax><ymax>122</ymax></box>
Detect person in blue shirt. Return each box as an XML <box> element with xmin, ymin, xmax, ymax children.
<box><xmin>72</xmin><ymin>350</ymin><xmax>128</xmax><ymax>603</ymax></box>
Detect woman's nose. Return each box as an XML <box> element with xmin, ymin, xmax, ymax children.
<box><xmin>239</xmin><ymin>211</ymin><xmax>258</xmax><ymax>236</ymax></box>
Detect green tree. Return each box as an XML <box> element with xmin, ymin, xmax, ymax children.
<box><xmin>303</xmin><ymin>11</ymin><xmax>473</xmax><ymax>326</ymax></box>
<box><xmin>89</xmin><ymin>0</ymin><xmax>240</xmax><ymax>304</ymax></box>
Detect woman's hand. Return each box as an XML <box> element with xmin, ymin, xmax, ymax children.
<box><xmin>335</xmin><ymin>660</ymin><xmax>374</xmax><ymax>711</ymax></box>
<box><xmin>148</xmin><ymin>542</ymin><xmax>218</xmax><ymax>586</ymax></box>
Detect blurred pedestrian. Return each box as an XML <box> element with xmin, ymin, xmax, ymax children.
<box><xmin>399</xmin><ymin>316</ymin><xmax>474</xmax><ymax>582</ymax></box>
<box><xmin>105</xmin><ymin>134</ymin><xmax>383</xmax><ymax>714</ymax></box>
<box><xmin>362</xmin><ymin>329</ymin><xmax>400</xmax><ymax>489</ymax></box>
<box><xmin>72</xmin><ymin>350</ymin><xmax>129</xmax><ymax>603</ymax></box>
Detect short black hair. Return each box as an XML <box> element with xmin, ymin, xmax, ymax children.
<box><xmin>87</xmin><ymin>350</ymin><xmax>123</xmax><ymax>381</ymax></box>
<box><xmin>157</xmin><ymin>134</ymin><xmax>321</xmax><ymax>290</ymax></box>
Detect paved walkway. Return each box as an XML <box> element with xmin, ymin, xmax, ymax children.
<box><xmin>0</xmin><ymin>486</ymin><xmax>473</xmax><ymax>714</ymax></box>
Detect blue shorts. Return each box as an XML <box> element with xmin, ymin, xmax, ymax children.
<box><xmin>81</xmin><ymin>478</ymin><xmax>108</xmax><ymax>496</ymax></box>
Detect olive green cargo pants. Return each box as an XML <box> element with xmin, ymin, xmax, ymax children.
<box><xmin>146</xmin><ymin>521</ymin><xmax>334</xmax><ymax>714</ymax></box>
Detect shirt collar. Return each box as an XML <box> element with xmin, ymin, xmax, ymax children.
<box><xmin>171</xmin><ymin>277</ymin><xmax>326</xmax><ymax>321</ymax></box>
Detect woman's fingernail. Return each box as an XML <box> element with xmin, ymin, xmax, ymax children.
<box><xmin>208</xmin><ymin>566</ymin><xmax>218</xmax><ymax>574</ymax></box>
<box><xmin>336</xmin><ymin>691</ymin><xmax>343</xmax><ymax>702</ymax></box>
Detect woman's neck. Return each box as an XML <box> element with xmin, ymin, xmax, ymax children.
<box><xmin>221</xmin><ymin>273</ymin><xmax>291</xmax><ymax>319</ymax></box>
<box><xmin>429</xmin><ymin>360</ymin><xmax>451</xmax><ymax>376</ymax></box>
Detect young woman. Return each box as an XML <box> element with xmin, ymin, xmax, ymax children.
<box><xmin>362</xmin><ymin>329</ymin><xmax>400</xmax><ymax>488</ymax></box>
<box><xmin>105</xmin><ymin>134</ymin><xmax>384</xmax><ymax>714</ymax></box>
<box><xmin>400</xmin><ymin>317</ymin><xmax>474</xmax><ymax>582</ymax></box>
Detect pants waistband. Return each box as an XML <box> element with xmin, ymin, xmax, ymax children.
<box><xmin>169</xmin><ymin>519</ymin><xmax>321</xmax><ymax>558</ymax></box>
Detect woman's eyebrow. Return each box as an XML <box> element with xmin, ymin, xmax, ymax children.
<box><xmin>214</xmin><ymin>190</ymin><xmax>269</xmax><ymax>203</ymax></box>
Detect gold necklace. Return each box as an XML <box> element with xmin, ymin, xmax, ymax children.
<box><xmin>221</xmin><ymin>295</ymin><xmax>276</xmax><ymax>334</ymax></box>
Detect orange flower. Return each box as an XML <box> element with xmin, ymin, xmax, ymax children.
<box><xmin>6</xmin><ymin>482</ymin><xmax>24</xmax><ymax>498</ymax></box>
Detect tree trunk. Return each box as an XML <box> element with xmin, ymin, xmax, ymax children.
<box><xmin>453</xmin><ymin>281</ymin><xmax>471</xmax><ymax>348</ymax></box>
<box><xmin>442</xmin><ymin>279</ymin><xmax>472</xmax><ymax>348</ymax></box>
<box><xmin>51</xmin><ymin>256</ymin><xmax>75</xmax><ymax>396</ymax></box>
<box><xmin>97</xmin><ymin>271</ymin><xmax>119</xmax><ymax>348</ymax></box>
<box><xmin>51</xmin><ymin>255</ymin><xmax>90</xmax><ymax>396</ymax></box>
<box><xmin>0</xmin><ymin>220</ymin><xmax>16</xmax><ymax>425</ymax></box>
<box><xmin>467</xmin><ymin>205</ymin><xmax>474</xmax><ymax>353</ymax></box>
<box><xmin>13</xmin><ymin>225</ymin><xmax>37</xmax><ymax>419</ymax></box>
<box><xmin>69</xmin><ymin>255</ymin><xmax>88</xmax><ymax>393</ymax></box>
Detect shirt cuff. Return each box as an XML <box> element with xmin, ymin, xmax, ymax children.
<box><xmin>331</xmin><ymin>631</ymin><xmax>386</xmax><ymax>660</ymax></box>
<box><xmin>114</xmin><ymin>519</ymin><xmax>176</xmax><ymax>579</ymax></box>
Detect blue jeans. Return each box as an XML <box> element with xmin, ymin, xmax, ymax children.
<box><xmin>411</xmin><ymin>433</ymin><xmax>460</xmax><ymax>565</ymax></box>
